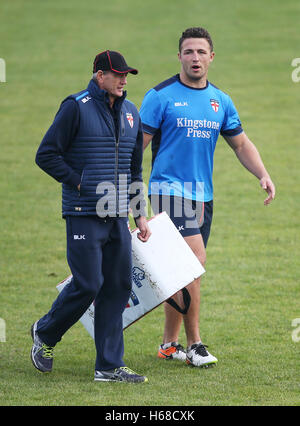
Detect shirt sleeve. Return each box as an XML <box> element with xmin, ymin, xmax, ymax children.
<box><xmin>139</xmin><ymin>89</ymin><xmax>164</xmax><ymax>135</ymax></box>
<box><xmin>35</xmin><ymin>98</ymin><xmax>82</xmax><ymax>187</ymax></box>
<box><xmin>220</xmin><ymin>96</ymin><xmax>243</xmax><ymax>137</ymax></box>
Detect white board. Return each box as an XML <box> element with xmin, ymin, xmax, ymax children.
<box><xmin>57</xmin><ymin>212</ymin><xmax>205</xmax><ymax>338</ymax></box>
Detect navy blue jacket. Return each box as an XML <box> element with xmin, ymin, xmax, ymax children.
<box><xmin>36</xmin><ymin>79</ymin><xmax>144</xmax><ymax>218</ymax></box>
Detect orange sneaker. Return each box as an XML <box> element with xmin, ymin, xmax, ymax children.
<box><xmin>157</xmin><ymin>342</ymin><xmax>186</xmax><ymax>361</ymax></box>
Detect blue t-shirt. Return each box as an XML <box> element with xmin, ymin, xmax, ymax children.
<box><xmin>140</xmin><ymin>74</ymin><xmax>243</xmax><ymax>201</ymax></box>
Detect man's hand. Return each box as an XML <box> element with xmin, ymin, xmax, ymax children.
<box><xmin>135</xmin><ymin>216</ymin><xmax>151</xmax><ymax>242</ymax></box>
<box><xmin>224</xmin><ymin>132</ymin><xmax>276</xmax><ymax>206</ymax></box>
<box><xmin>260</xmin><ymin>176</ymin><xmax>275</xmax><ymax>205</ymax></box>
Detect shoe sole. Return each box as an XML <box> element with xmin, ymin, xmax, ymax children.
<box><xmin>157</xmin><ymin>350</ymin><xmax>186</xmax><ymax>361</ymax></box>
<box><xmin>94</xmin><ymin>377</ymin><xmax>148</xmax><ymax>383</ymax></box>
<box><xmin>186</xmin><ymin>359</ymin><xmax>218</xmax><ymax>368</ymax></box>
<box><xmin>94</xmin><ymin>371</ymin><xmax>148</xmax><ymax>383</ymax></box>
<box><xmin>158</xmin><ymin>355</ymin><xmax>186</xmax><ymax>361</ymax></box>
<box><xmin>94</xmin><ymin>377</ymin><xmax>117</xmax><ymax>382</ymax></box>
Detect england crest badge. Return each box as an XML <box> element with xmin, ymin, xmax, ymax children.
<box><xmin>210</xmin><ymin>99</ymin><xmax>219</xmax><ymax>112</ymax></box>
<box><xmin>126</xmin><ymin>112</ymin><xmax>134</xmax><ymax>128</ymax></box>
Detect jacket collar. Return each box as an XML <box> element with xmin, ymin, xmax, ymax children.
<box><xmin>87</xmin><ymin>79</ymin><xmax>127</xmax><ymax>108</ymax></box>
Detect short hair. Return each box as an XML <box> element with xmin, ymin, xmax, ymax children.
<box><xmin>179</xmin><ymin>27</ymin><xmax>214</xmax><ymax>52</ymax></box>
<box><xmin>92</xmin><ymin>70</ymin><xmax>109</xmax><ymax>81</ymax></box>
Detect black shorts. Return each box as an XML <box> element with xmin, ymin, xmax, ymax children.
<box><xmin>149</xmin><ymin>194</ymin><xmax>213</xmax><ymax>247</ymax></box>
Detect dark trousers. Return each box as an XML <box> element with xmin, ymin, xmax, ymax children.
<box><xmin>37</xmin><ymin>216</ymin><xmax>132</xmax><ymax>371</ymax></box>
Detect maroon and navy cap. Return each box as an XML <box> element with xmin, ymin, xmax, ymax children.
<box><xmin>93</xmin><ymin>50</ymin><xmax>138</xmax><ymax>75</ymax></box>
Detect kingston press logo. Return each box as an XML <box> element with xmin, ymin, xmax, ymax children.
<box><xmin>176</xmin><ymin>117</ymin><xmax>220</xmax><ymax>138</ymax></box>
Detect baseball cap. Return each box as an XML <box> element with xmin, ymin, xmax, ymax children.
<box><xmin>93</xmin><ymin>50</ymin><xmax>138</xmax><ymax>75</ymax></box>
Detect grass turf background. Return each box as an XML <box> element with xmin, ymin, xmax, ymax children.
<box><xmin>0</xmin><ymin>0</ymin><xmax>299</xmax><ymax>406</ymax></box>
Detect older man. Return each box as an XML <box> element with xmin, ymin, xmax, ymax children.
<box><xmin>31</xmin><ymin>50</ymin><xmax>151</xmax><ymax>383</ymax></box>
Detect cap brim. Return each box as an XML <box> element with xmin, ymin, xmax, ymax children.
<box><xmin>116</xmin><ymin>67</ymin><xmax>138</xmax><ymax>75</ymax></box>
<box><xmin>128</xmin><ymin>68</ymin><xmax>138</xmax><ymax>75</ymax></box>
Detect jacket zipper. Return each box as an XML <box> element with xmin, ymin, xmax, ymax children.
<box><xmin>78</xmin><ymin>170</ymin><xmax>84</xmax><ymax>198</ymax></box>
<box><xmin>115</xmin><ymin>112</ymin><xmax>126</xmax><ymax>215</ymax></box>
<box><xmin>115</xmin><ymin>131</ymin><xmax>120</xmax><ymax>215</ymax></box>
<box><xmin>106</xmin><ymin>103</ymin><xmax>124</xmax><ymax>217</ymax></box>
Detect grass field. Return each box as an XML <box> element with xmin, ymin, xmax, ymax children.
<box><xmin>0</xmin><ymin>0</ymin><xmax>299</xmax><ymax>407</ymax></box>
